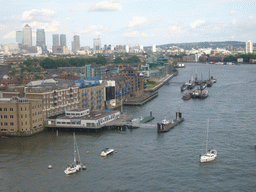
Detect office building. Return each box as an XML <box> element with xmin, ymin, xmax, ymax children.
<box><xmin>16</xmin><ymin>31</ymin><xmax>23</xmax><ymax>48</ymax></box>
<box><xmin>93</xmin><ymin>36</ymin><xmax>101</xmax><ymax>51</ymax></box>
<box><xmin>0</xmin><ymin>51</ymin><xmax>4</xmax><ymax>65</ymax></box>
<box><xmin>72</xmin><ymin>35</ymin><xmax>80</xmax><ymax>53</ymax></box>
<box><xmin>36</xmin><ymin>29</ymin><xmax>47</xmax><ymax>53</ymax></box>
<box><xmin>23</xmin><ymin>24</ymin><xmax>32</xmax><ymax>47</ymax></box>
<box><xmin>245</xmin><ymin>40</ymin><xmax>253</xmax><ymax>54</ymax></box>
<box><xmin>60</xmin><ymin>34</ymin><xmax>66</xmax><ymax>46</ymax></box>
<box><xmin>52</xmin><ymin>34</ymin><xmax>60</xmax><ymax>46</ymax></box>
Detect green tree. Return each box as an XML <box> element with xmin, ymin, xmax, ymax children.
<box><xmin>114</xmin><ymin>56</ymin><xmax>123</xmax><ymax>63</ymax></box>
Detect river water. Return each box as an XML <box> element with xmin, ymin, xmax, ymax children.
<box><xmin>0</xmin><ymin>63</ymin><xmax>256</xmax><ymax>192</ymax></box>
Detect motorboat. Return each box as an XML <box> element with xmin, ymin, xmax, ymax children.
<box><xmin>64</xmin><ymin>164</ymin><xmax>77</xmax><ymax>175</ymax></box>
<box><xmin>101</xmin><ymin>148</ymin><xmax>114</xmax><ymax>157</ymax></box>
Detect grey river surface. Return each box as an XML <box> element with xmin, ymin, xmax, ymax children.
<box><xmin>0</xmin><ymin>63</ymin><xmax>256</xmax><ymax>192</ymax></box>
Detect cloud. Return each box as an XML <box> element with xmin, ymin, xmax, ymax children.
<box><xmin>230</xmin><ymin>10</ymin><xmax>237</xmax><ymax>14</ymax></box>
<box><xmin>128</xmin><ymin>16</ymin><xmax>148</xmax><ymax>27</ymax></box>
<box><xmin>19</xmin><ymin>9</ymin><xmax>55</xmax><ymax>21</ymax></box>
<box><xmin>28</xmin><ymin>21</ymin><xmax>60</xmax><ymax>32</ymax></box>
<box><xmin>3</xmin><ymin>31</ymin><xmax>16</xmax><ymax>39</ymax></box>
<box><xmin>232</xmin><ymin>19</ymin><xmax>238</xmax><ymax>25</ymax></box>
<box><xmin>81</xmin><ymin>25</ymin><xmax>105</xmax><ymax>35</ymax></box>
<box><xmin>89</xmin><ymin>1</ymin><xmax>122</xmax><ymax>12</ymax></box>
<box><xmin>121</xmin><ymin>30</ymin><xmax>154</xmax><ymax>37</ymax></box>
<box><xmin>190</xmin><ymin>20</ymin><xmax>206</xmax><ymax>29</ymax></box>
<box><xmin>168</xmin><ymin>26</ymin><xmax>184</xmax><ymax>33</ymax></box>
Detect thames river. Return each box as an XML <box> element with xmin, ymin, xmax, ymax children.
<box><xmin>0</xmin><ymin>63</ymin><xmax>256</xmax><ymax>192</ymax></box>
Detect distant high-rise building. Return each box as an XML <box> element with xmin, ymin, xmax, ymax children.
<box><xmin>93</xmin><ymin>36</ymin><xmax>101</xmax><ymax>51</ymax></box>
<box><xmin>72</xmin><ymin>35</ymin><xmax>80</xmax><ymax>53</ymax></box>
<box><xmin>16</xmin><ymin>31</ymin><xmax>23</xmax><ymax>48</ymax></box>
<box><xmin>0</xmin><ymin>51</ymin><xmax>4</xmax><ymax>65</ymax></box>
<box><xmin>60</xmin><ymin>34</ymin><xmax>66</xmax><ymax>46</ymax></box>
<box><xmin>152</xmin><ymin>45</ymin><xmax>156</xmax><ymax>52</ymax></box>
<box><xmin>52</xmin><ymin>34</ymin><xmax>59</xmax><ymax>46</ymax></box>
<box><xmin>36</xmin><ymin>29</ymin><xmax>47</xmax><ymax>53</ymax></box>
<box><xmin>23</xmin><ymin>24</ymin><xmax>32</xmax><ymax>47</ymax></box>
<box><xmin>245</xmin><ymin>40</ymin><xmax>253</xmax><ymax>54</ymax></box>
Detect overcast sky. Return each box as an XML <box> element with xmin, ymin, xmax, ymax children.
<box><xmin>1</xmin><ymin>0</ymin><xmax>256</xmax><ymax>48</ymax></box>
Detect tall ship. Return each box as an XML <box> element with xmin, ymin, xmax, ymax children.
<box><xmin>157</xmin><ymin>112</ymin><xmax>184</xmax><ymax>133</ymax></box>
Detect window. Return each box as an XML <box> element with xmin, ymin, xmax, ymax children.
<box><xmin>4</xmin><ymin>108</ymin><xmax>7</xmax><ymax>111</ymax></box>
<box><xmin>10</xmin><ymin>129</ymin><xmax>14</xmax><ymax>132</ymax></box>
<box><xmin>4</xmin><ymin>122</ymin><xmax>8</xmax><ymax>126</ymax></box>
<box><xmin>20</xmin><ymin>107</ymin><xmax>22</xmax><ymax>111</ymax></box>
<box><xmin>10</xmin><ymin>122</ymin><xmax>14</xmax><ymax>126</ymax></box>
<box><xmin>4</xmin><ymin>115</ymin><xmax>7</xmax><ymax>119</ymax></box>
<box><xmin>21</xmin><ymin>115</ymin><xmax>23</xmax><ymax>118</ymax></box>
<box><xmin>25</xmin><ymin>114</ymin><xmax>27</xmax><ymax>118</ymax></box>
<box><xmin>25</xmin><ymin>107</ymin><xmax>27</xmax><ymax>111</ymax></box>
<box><xmin>10</xmin><ymin>115</ymin><xmax>13</xmax><ymax>119</ymax></box>
<box><xmin>10</xmin><ymin>108</ymin><xmax>13</xmax><ymax>111</ymax></box>
<box><xmin>0</xmin><ymin>108</ymin><xmax>2</xmax><ymax>111</ymax></box>
<box><xmin>25</xmin><ymin>122</ymin><xmax>27</xmax><ymax>125</ymax></box>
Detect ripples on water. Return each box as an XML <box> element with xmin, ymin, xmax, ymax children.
<box><xmin>0</xmin><ymin>63</ymin><xmax>256</xmax><ymax>192</ymax></box>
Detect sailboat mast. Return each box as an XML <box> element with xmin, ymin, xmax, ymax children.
<box><xmin>206</xmin><ymin>118</ymin><xmax>209</xmax><ymax>153</ymax></box>
<box><xmin>73</xmin><ymin>132</ymin><xmax>76</xmax><ymax>163</ymax></box>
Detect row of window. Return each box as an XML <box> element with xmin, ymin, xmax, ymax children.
<box><xmin>0</xmin><ymin>108</ymin><xmax>13</xmax><ymax>111</ymax></box>
<box><xmin>0</xmin><ymin>118</ymin><xmax>42</xmax><ymax>126</ymax></box>
<box><xmin>0</xmin><ymin>105</ymin><xmax>41</xmax><ymax>112</ymax></box>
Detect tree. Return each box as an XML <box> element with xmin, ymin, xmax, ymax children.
<box><xmin>114</xmin><ymin>56</ymin><xmax>123</xmax><ymax>63</ymax></box>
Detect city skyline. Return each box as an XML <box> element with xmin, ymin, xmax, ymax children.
<box><xmin>1</xmin><ymin>0</ymin><xmax>256</xmax><ymax>48</ymax></box>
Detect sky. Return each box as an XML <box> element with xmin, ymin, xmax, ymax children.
<box><xmin>1</xmin><ymin>0</ymin><xmax>256</xmax><ymax>49</ymax></box>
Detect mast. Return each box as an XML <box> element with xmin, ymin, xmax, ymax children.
<box><xmin>206</xmin><ymin>118</ymin><xmax>209</xmax><ymax>153</ymax></box>
<box><xmin>73</xmin><ymin>132</ymin><xmax>76</xmax><ymax>163</ymax></box>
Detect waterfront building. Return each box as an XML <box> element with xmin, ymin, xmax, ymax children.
<box><xmin>75</xmin><ymin>79</ymin><xmax>105</xmax><ymax>111</ymax></box>
<box><xmin>2</xmin><ymin>79</ymin><xmax>79</xmax><ymax>121</ymax></box>
<box><xmin>121</xmin><ymin>67</ymin><xmax>144</xmax><ymax>97</ymax></box>
<box><xmin>16</xmin><ymin>31</ymin><xmax>23</xmax><ymax>48</ymax></box>
<box><xmin>72</xmin><ymin>35</ymin><xmax>80</xmax><ymax>53</ymax></box>
<box><xmin>93</xmin><ymin>36</ymin><xmax>101</xmax><ymax>51</ymax></box>
<box><xmin>23</xmin><ymin>24</ymin><xmax>32</xmax><ymax>47</ymax></box>
<box><xmin>52</xmin><ymin>34</ymin><xmax>59</xmax><ymax>46</ymax></box>
<box><xmin>102</xmin><ymin>76</ymin><xmax>131</xmax><ymax>108</ymax></box>
<box><xmin>45</xmin><ymin>108</ymin><xmax>120</xmax><ymax>129</ymax></box>
<box><xmin>36</xmin><ymin>29</ymin><xmax>47</xmax><ymax>53</ymax></box>
<box><xmin>0</xmin><ymin>97</ymin><xmax>44</xmax><ymax>136</ymax></box>
<box><xmin>60</xmin><ymin>34</ymin><xmax>66</xmax><ymax>46</ymax></box>
<box><xmin>245</xmin><ymin>40</ymin><xmax>253</xmax><ymax>54</ymax></box>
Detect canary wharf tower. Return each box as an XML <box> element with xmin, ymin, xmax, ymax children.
<box><xmin>23</xmin><ymin>24</ymin><xmax>32</xmax><ymax>47</ymax></box>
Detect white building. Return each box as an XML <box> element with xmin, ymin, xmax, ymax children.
<box><xmin>245</xmin><ymin>40</ymin><xmax>253</xmax><ymax>54</ymax></box>
<box><xmin>47</xmin><ymin>109</ymin><xmax>120</xmax><ymax>129</ymax></box>
<box><xmin>152</xmin><ymin>45</ymin><xmax>156</xmax><ymax>52</ymax></box>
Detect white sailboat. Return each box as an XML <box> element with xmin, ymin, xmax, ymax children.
<box><xmin>64</xmin><ymin>133</ymin><xmax>83</xmax><ymax>175</ymax></box>
<box><xmin>200</xmin><ymin>118</ymin><xmax>217</xmax><ymax>163</ymax></box>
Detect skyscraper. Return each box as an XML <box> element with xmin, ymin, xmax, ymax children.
<box><xmin>245</xmin><ymin>40</ymin><xmax>253</xmax><ymax>54</ymax></box>
<box><xmin>52</xmin><ymin>34</ymin><xmax>60</xmax><ymax>46</ymax></box>
<box><xmin>93</xmin><ymin>36</ymin><xmax>101</xmax><ymax>51</ymax></box>
<box><xmin>60</xmin><ymin>34</ymin><xmax>66</xmax><ymax>46</ymax></box>
<box><xmin>36</xmin><ymin>29</ymin><xmax>47</xmax><ymax>53</ymax></box>
<box><xmin>23</xmin><ymin>24</ymin><xmax>32</xmax><ymax>47</ymax></box>
<box><xmin>16</xmin><ymin>31</ymin><xmax>23</xmax><ymax>48</ymax></box>
<box><xmin>72</xmin><ymin>35</ymin><xmax>80</xmax><ymax>53</ymax></box>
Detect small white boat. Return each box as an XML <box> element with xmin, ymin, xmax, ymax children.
<box><xmin>64</xmin><ymin>165</ymin><xmax>77</xmax><ymax>175</ymax></box>
<box><xmin>200</xmin><ymin>118</ymin><xmax>217</xmax><ymax>163</ymax></box>
<box><xmin>101</xmin><ymin>148</ymin><xmax>114</xmax><ymax>157</ymax></box>
<box><xmin>64</xmin><ymin>133</ymin><xmax>83</xmax><ymax>175</ymax></box>
<box><xmin>200</xmin><ymin>149</ymin><xmax>217</xmax><ymax>163</ymax></box>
